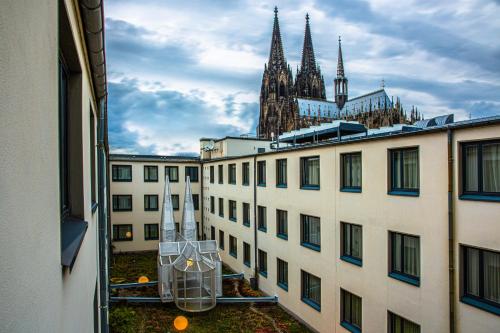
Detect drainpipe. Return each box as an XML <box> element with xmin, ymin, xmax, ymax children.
<box><xmin>200</xmin><ymin>161</ymin><xmax>205</xmax><ymax>239</ymax></box>
<box><xmin>253</xmin><ymin>155</ymin><xmax>259</xmax><ymax>289</ymax></box>
<box><xmin>447</xmin><ymin>128</ymin><xmax>455</xmax><ymax>333</ymax></box>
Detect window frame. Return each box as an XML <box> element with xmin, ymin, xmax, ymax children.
<box><xmin>300</xmin><ymin>156</ymin><xmax>320</xmax><ymax>190</ymax></box>
<box><xmin>144</xmin><ymin>223</ymin><xmax>159</xmax><ymax>241</ymax></box>
<box><xmin>144</xmin><ymin>194</ymin><xmax>159</xmax><ymax>211</ymax></box>
<box><xmin>113</xmin><ymin>224</ymin><xmax>133</xmax><ymax>241</ymax></box>
<box><xmin>210</xmin><ymin>226</ymin><xmax>215</xmax><ymax>240</ymax></box>
<box><xmin>185</xmin><ymin>166</ymin><xmax>199</xmax><ymax>182</ymax></box>
<box><xmin>389</xmin><ymin>147</ymin><xmax>419</xmax><ymax>196</ymax></box>
<box><xmin>276</xmin><ymin>158</ymin><xmax>287</xmax><ymax>188</ymax></box>
<box><xmin>388</xmin><ymin>312</ymin><xmax>420</xmax><ymax>333</ymax></box>
<box><xmin>340</xmin><ymin>288</ymin><xmax>362</xmax><ymax>333</ymax></box>
<box><xmin>257</xmin><ymin>161</ymin><xmax>266</xmax><ymax>186</ymax></box>
<box><xmin>257</xmin><ymin>206</ymin><xmax>267</xmax><ymax>232</ymax></box>
<box><xmin>165</xmin><ymin>166</ymin><xmax>179</xmax><ymax>183</ymax></box>
<box><xmin>258</xmin><ymin>249</ymin><xmax>267</xmax><ymax>277</ymax></box>
<box><xmin>218</xmin><ymin>165</ymin><xmax>223</xmax><ymax>184</ymax></box>
<box><xmin>276</xmin><ymin>209</ymin><xmax>288</xmax><ymax>240</ymax></box>
<box><xmin>172</xmin><ymin>194</ymin><xmax>180</xmax><ymax>211</ymax></box>
<box><xmin>218</xmin><ymin>198</ymin><xmax>224</xmax><ymax>217</ymax></box>
<box><xmin>301</xmin><ymin>214</ymin><xmax>321</xmax><ymax>252</ymax></box>
<box><xmin>340</xmin><ymin>222</ymin><xmax>363</xmax><ymax>266</ymax></box>
<box><xmin>229</xmin><ymin>235</ymin><xmax>237</xmax><ymax>258</ymax></box>
<box><xmin>219</xmin><ymin>230</ymin><xmax>225</xmax><ymax>250</ymax></box>
<box><xmin>229</xmin><ymin>200</ymin><xmax>237</xmax><ymax>222</ymax></box>
<box><xmin>340</xmin><ymin>152</ymin><xmax>362</xmax><ymax>193</ymax></box>
<box><xmin>112</xmin><ymin>165</ymin><xmax>132</xmax><ymax>182</ymax></box>
<box><xmin>210</xmin><ymin>196</ymin><xmax>215</xmax><ymax>214</ymax></box>
<box><xmin>243</xmin><ymin>202</ymin><xmax>250</xmax><ymax>227</ymax></box>
<box><xmin>242</xmin><ymin>162</ymin><xmax>250</xmax><ymax>186</ymax></box>
<box><xmin>112</xmin><ymin>195</ymin><xmax>132</xmax><ymax>212</ymax></box>
<box><xmin>277</xmin><ymin>258</ymin><xmax>288</xmax><ymax>291</ymax></box>
<box><xmin>143</xmin><ymin>165</ymin><xmax>158</xmax><ymax>182</ymax></box>
<box><xmin>389</xmin><ymin>231</ymin><xmax>420</xmax><ymax>286</ymax></box>
<box><xmin>228</xmin><ymin>163</ymin><xmax>236</xmax><ymax>184</ymax></box>
<box><xmin>301</xmin><ymin>270</ymin><xmax>321</xmax><ymax>311</ymax></box>
<box><xmin>210</xmin><ymin>165</ymin><xmax>214</xmax><ymax>183</ymax></box>
<box><xmin>192</xmin><ymin>194</ymin><xmax>199</xmax><ymax>211</ymax></box>
<box><xmin>243</xmin><ymin>242</ymin><xmax>251</xmax><ymax>267</ymax></box>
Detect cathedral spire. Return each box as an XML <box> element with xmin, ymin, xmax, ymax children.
<box><xmin>337</xmin><ymin>36</ymin><xmax>345</xmax><ymax>78</ymax></box>
<box><xmin>334</xmin><ymin>36</ymin><xmax>348</xmax><ymax>109</ymax></box>
<box><xmin>300</xmin><ymin>13</ymin><xmax>316</xmax><ymax>72</ymax></box>
<box><xmin>268</xmin><ymin>6</ymin><xmax>286</xmax><ymax>68</ymax></box>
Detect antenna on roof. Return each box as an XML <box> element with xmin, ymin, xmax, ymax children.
<box><xmin>381</xmin><ymin>79</ymin><xmax>385</xmax><ymax>89</ymax></box>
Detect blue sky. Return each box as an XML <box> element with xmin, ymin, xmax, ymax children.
<box><xmin>106</xmin><ymin>0</ymin><xmax>500</xmax><ymax>155</ymax></box>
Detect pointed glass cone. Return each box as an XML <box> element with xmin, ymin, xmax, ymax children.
<box><xmin>160</xmin><ymin>176</ymin><xmax>176</xmax><ymax>242</ymax></box>
<box><xmin>181</xmin><ymin>176</ymin><xmax>197</xmax><ymax>241</ymax></box>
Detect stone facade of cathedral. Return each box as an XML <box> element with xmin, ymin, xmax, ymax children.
<box><xmin>258</xmin><ymin>7</ymin><xmax>421</xmax><ymax>139</ymax></box>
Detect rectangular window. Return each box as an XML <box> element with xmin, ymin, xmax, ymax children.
<box><xmin>276</xmin><ymin>209</ymin><xmax>288</xmax><ymax>240</ymax></box>
<box><xmin>144</xmin><ymin>194</ymin><xmax>159</xmax><ymax>211</ymax></box>
<box><xmin>462</xmin><ymin>140</ymin><xmax>500</xmax><ymax>199</ymax></box>
<box><xmin>257</xmin><ymin>161</ymin><xmax>266</xmax><ymax>186</ymax></box>
<box><xmin>218</xmin><ymin>165</ymin><xmax>223</xmax><ymax>184</ymax></box>
<box><xmin>210</xmin><ymin>165</ymin><xmax>214</xmax><ymax>183</ymax></box>
<box><xmin>277</xmin><ymin>258</ymin><xmax>288</xmax><ymax>291</ymax></box>
<box><xmin>113</xmin><ymin>224</ymin><xmax>133</xmax><ymax>241</ymax></box>
<box><xmin>112</xmin><ymin>165</ymin><xmax>132</xmax><ymax>182</ymax></box>
<box><xmin>193</xmin><ymin>194</ymin><xmax>199</xmax><ymax>210</ymax></box>
<box><xmin>144</xmin><ymin>165</ymin><xmax>158</xmax><ymax>182</ymax></box>
<box><xmin>389</xmin><ymin>232</ymin><xmax>420</xmax><ymax>286</ymax></box>
<box><xmin>229</xmin><ymin>200</ymin><xmax>237</xmax><ymax>222</ymax></box>
<box><xmin>341</xmin><ymin>289</ymin><xmax>362</xmax><ymax>332</ymax></box>
<box><xmin>219</xmin><ymin>198</ymin><xmax>224</xmax><ymax>217</ymax></box>
<box><xmin>229</xmin><ymin>235</ymin><xmax>237</xmax><ymax>258</ymax></box>
<box><xmin>175</xmin><ymin>223</ymin><xmax>180</xmax><ymax>233</ymax></box>
<box><xmin>210</xmin><ymin>196</ymin><xmax>215</xmax><ymax>214</ymax></box>
<box><xmin>165</xmin><ymin>166</ymin><xmax>179</xmax><ymax>182</ymax></box>
<box><xmin>276</xmin><ymin>159</ymin><xmax>287</xmax><ymax>187</ymax></box>
<box><xmin>301</xmin><ymin>156</ymin><xmax>320</xmax><ymax>189</ymax></box>
<box><xmin>59</xmin><ymin>59</ymin><xmax>70</xmax><ymax>216</ymax></box>
<box><xmin>243</xmin><ymin>203</ymin><xmax>250</xmax><ymax>227</ymax></box>
<box><xmin>301</xmin><ymin>214</ymin><xmax>321</xmax><ymax>251</ymax></box>
<box><xmin>388</xmin><ymin>312</ymin><xmax>420</xmax><ymax>333</ymax></box>
<box><xmin>258</xmin><ymin>206</ymin><xmax>267</xmax><ymax>232</ymax></box>
<box><xmin>341</xmin><ymin>222</ymin><xmax>362</xmax><ymax>266</ymax></box>
<box><xmin>242</xmin><ymin>162</ymin><xmax>250</xmax><ymax>186</ymax></box>
<box><xmin>390</xmin><ymin>148</ymin><xmax>419</xmax><ymax>195</ymax></box>
<box><xmin>301</xmin><ymin>270</ymin><xmax>321</xmax><ymax>311</ymax></box>
<box><xmin>89</xmin><ymin>111</ymin><xmax>96</xmax><ymax>207</ymax></box>
<box><xmin>341</xmin><ymin>152</ymin><xmax>362</xmax><ymax>192</ymax></box>
<box><xmin>144</xmin><ymin>224</ymin><xmax>159</xmax><ymax>240</ymax></box>
<box><xmin>210</xmin><ymin>226</ymin><xmax>215</xmax><ymax>240</ymax></box>
<box><xmin>112</xmin><ymin>195</ymin><xmax>132</xmax><ymax>212</ymax></box>
<box><xmin>219</xmin><ymin>230</ymin><xmax>225</xmax><ymax>250</ymax></box>
<box><xmin>461</xmin><ymin>245</ymin><xmax>500</xmax><ymax>315</ymax></box>
<box><xmin>228</xmin><ymin>164</ymin><xmax>236</xmax><ymax>184</ymax></box>
<box><xmin>185</xmin><ymin>166</ymin><xmax>199</xmax><ymax>182</ymax></box>
<box><xmin>258</xmin><ymin>249</ymin><xmax>267</xmax><ymax>277</ymax></box>
<box><xmin>172</xmin><ymin>195</ymin><xmax>179</xmax><ymax>211</ymax></box>
<box><xmin>243</xmin><ymin>242</ymin><xmax>251</xmax><ymax>267</ymax></box>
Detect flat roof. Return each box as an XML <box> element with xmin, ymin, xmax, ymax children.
<box><xmin>109</xmin><ymin>154</ymin><xmax>200</xmax><ymax>163</ymax></box>
<box><xmin>200</xmin><ymin>136</ymin><xmax>271</xmax><ymax>143</ymax></box>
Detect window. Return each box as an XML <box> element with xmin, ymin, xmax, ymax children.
<box><xmin>175</xmin><ymin>223</ymin><xmax>180</xmax><ymax>233</ymax></box>
<box><xmin>388</xmin><ymin>312</ymin><xmax>420</xmax><ymax>333</ymax></box>
<box><xmin>172</xmin><ymin>195</ymin><xmax>179</xmax><ymax>211</ymax></box>
<box><xmin>113</xmin><ymin>224</ymin><xmax>133</xmax><ymax>241</ymax></box>
<box><xmin>461</xmin><ymin>245</ymin><xmax>500</xmax><ymax>315</ymax></box>
<box><xmin>229</xmin><ymin>235</ymin><xmax>237</xmax><ymax>258</ymax></box>
<box><xmin>112</xmin><ymin>165</ymin><xmax>132</xmax><ymax>182</ymax></box>
<box><xmin>144</xmin><ymin>165</ymin><xmax>158</xmax><ymax>182</ymax></box>
<box><xmin>258</xmin><ymin>206</ymin><xmax>267</xmax><ymax>232</ymax></box>
<box><xmin>185</xmin><ymin>166</ymin><xmax>199</xmax><ymax>182</ymax></box>
<box><xmin>277</xmin><ymin>258</ymin><xmax>288</xmax><ymax>291</ymax></box>
<box><xmin>243</xmin><ymin>242</ymin><xmax>251</xmax><ymax>267</ymax></box>
<box><xmin>243</xmin><ymin>203</ymin><xmax>250</xmax><ymax>227</ymax></box>
<box><xmin>462</xmin><ymin>140</ymin><xmax>500</xmax><ymax>200</ymax></box>
<box><xmin>59</xmin><ymin>58</ymin><xmax>70</xmax><ymax>216</ymax></box>
<box><xmin>229</xmin><ymin>200</ymin><xmax>237</xmax><ymax>222</ymax></box>
<box><xmin>242</xmin><ymin>162</ymin><xmax>250</xmax><ymax>186</ymax></box>
<box><xmin>144</xmin><ymin>224</ymin><xmax>159</xmax><ymax>240</ymax></box>
<box><xmin>192</xmin><ymin>194</ymin><xmax>199</xmax><ymax>210</ymax></box>
<box><xmin>89</xmin><ymin>111</ymin><xmax>96</xmax><ymax>208</ymax></box>
<box><xmin>228</xmin><ymin>164</ymin><xmax>236</xmax><ymax>184</ymax></box>
<box><xmin>301</xmin><ymin>270</ymin><xmax>321</xmax><ymax>311</ymax></box>
<box><xmin>276</xmin><ymin>159</ymin><xmax>287</xmax><ymax>187</ymax></box>
<box><xmin>301</xmin><ymin>214</ymin><xmax>321</xmax><ymax>251</ymax></box>
<box><xmin>389</xmin><ymin>148</ymin><xmax>419</xmax><ymax>195</ymax></box>
<box><xmin>219</xmin><ymin>198</ymin><xmax>224</xmax><ymax>217</ymax></box>
<box><xmin>301</xmin><ymin>156</ymin><xmax>320</xmax><ymax>189</ymax></box>
<box><xmin>165</xmin><ymin>166</ymin><xmax>179</xmax><ymax>182</ymax></box>
<box><xmin>258</xmin><ymin>249</ymin><xmax>267</xmax><ymax>277</ymax></box>
<box><xmin>276</xmin><ymin>209</ymin><xmax>288</xmax><ymax>240</ymax></box>
<box><xmin>341</xmin><ymin>152</ymin><xmax>362</xmax><ymax>192</ymax></box>
<box><xmin>341</xmin><ymin>222</ymin><xmax>362</xmax><ymax>266</ymax></box>
<box><xmin>257</xmin><ymin>161</ymin><xmax>266</xmax><ymax>186</ymax></box>
<box><xmin>210</xmin><ymin>226</ymin><xmax>215</xmax><ymax>240</ymax></box>
<box><xmin>219</xmin><ymin>230</ymin><xmax>225</xmax><ymax>249</ymax></box>
<box><xmin>144</xmin><ymin>195</ymin><xmax>159</xmax><ymax>211</ymax></box>
<box><xmin>210</xmin><ymin>196</ymin><xmax>215</xmax><ymax>214</ymax></box>
<box><xmin>389</xmin><ymin>232</ymin><xmax>420</xmax><ymax>286</ymax></box>
<box><xmin>341</xmin><ymin>289</ymin><xmax>362</xmax><ymax>332</ymax></box>
<box><xmin>112</xmin><ymin>195</ymin><xmax>132</xmax><ymax>212</ymax></box>
<box><xmin>210</xmin><ymin>165</ymin><xmax>214</xmax><ymax>183</ymax></box>
<box><xmin>218</xmin><ymin>165</ymin><xmax>223</xmax><ymax>184</ymax></box>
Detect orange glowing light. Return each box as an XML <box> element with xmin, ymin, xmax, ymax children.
<box><xmin>125</xmin><ymin>231</ymin><xmax>132</xmax><ymax>238</ymax></box>
<box><xmin>138</xmin><ymin>276</ymin><xmax>149</xmax><ymax>283</ymax></box>
<box><xmin>173</xmin><ymin>316</ymin><xmax>189</xmax><ymax>331</ymax></box>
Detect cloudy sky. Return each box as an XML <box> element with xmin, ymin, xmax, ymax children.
<box><xmin>105</xmin><ymin>0</ymin><xmax>500</xmax><ymax>155</ymax></box>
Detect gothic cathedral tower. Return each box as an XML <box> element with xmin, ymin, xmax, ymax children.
<box><xmin>259</xmin><ymin>7</ymin><xmax>295</xmax><ymax>139</ymax></box>
<box><xmin>334</xmin><ymin>37</ymin><xmax>348</xmax><ymax>109</ymax></box>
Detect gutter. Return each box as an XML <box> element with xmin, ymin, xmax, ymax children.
<box><xmin>447</xmin><ymin>129</ymin><xmax>455</xmax><ymax>333</ymax></box>
<box><xmin>253</xmin><ymin>155</ymin><xmax>259</xmax><ymax>289</ymax></box>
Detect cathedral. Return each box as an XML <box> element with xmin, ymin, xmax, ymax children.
<box><xmin>258</xmin><ymin>7</ymin><xmax>421</xmax><ymax>139</ymax></box>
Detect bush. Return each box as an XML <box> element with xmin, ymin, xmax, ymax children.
<box><xmin>109</xmin><ymin>306</ymin><xmax>139</xmax><ymax>333</ymax></box>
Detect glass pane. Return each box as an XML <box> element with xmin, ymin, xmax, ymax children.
<box><xmin>351</xmin><ymin>154</ymin><xmax>361</xmax><ymax>187</ymax></box>
<box><xmin>393</xmin><ymin>151</ymin><xmax>401</xmax><ymax>189</ymax></box>
<box><xmin>343</xmin><ymin>156</ymin><xmax>351</xmax><ymax>187</ymax></box>
<box><xmin>483</xmin><ymin>250</ymin><xmax>500</xmax><ymax>303</ymax></box>
<box><xmin>403</xmin><ymin>319</ymin><xmax>420</xmax><ymax>333</ymax></box>
<box><xmin>392</xmin><ymin>233</ymin><xmax>402</xmax><ymax>272</ymax></box>
<box><xmin>466</xmin><ymin>248</ymin><xmax>480</xmax><ymax>296</ymax></box>
<box><xmin>403</xmin><ymin>235</ymin><xmax>419</xmax><ymax>277</ymax></box>
<box><xmin>308</xmin><ymin>157</ymin><xmax>320</xmax><ymax>186</ymax></box>
<box><xmin>343</xmin><ymin>291</ymin><xmax>351</xmax><ymax>321</ymax></box>
<box><xmin>465</xmin><ymin>145</ymin><xmax>479</xmax><ymax>191</ymax></box>
<box><xmin>482</xmin><ymin>143</ymin><xmax>500</xmax><ymax>193</ymax></box>
<box><xmin>403</xmin><ymin>149</ymin><xmax>418</xmax><ymax>190</ymax></box>
<box><xmin>352</xmin><ymin>294</ymin><xmax>362</xmax><ymax>328</ymax></box>
<box><xmin>344</xmin><ymin>224</ymin><xmax>351</xmax><ymax>256</ymax></box>
<box><xmin>352</xmin><ymin>225</ymin><xmax>362</xmax><ymax>259</ymax></box>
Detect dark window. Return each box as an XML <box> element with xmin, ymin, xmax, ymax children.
<box><xmin>210</xmin><ymin>196</ymin><xmax>215</xmax><ymax>214</ymax></box>
<box><xmin>301</xmin><ymin>270</ymin><xmax>321</xmax><ymax>311</ymax></box>
<box><xmin>144</xmin><ymin>224</ymin><xmax>159</xmax><ymax>240</ymax></box>
<box><xmin>113</xmin><ymin>195</ymin><xmax>132</xmax><ymax>211</ymax></box>
<box><xmin>390</xmin><ymin>148</ymin><xmax>419</xmax><ymax>195</ymax></box>
<box><xmin>175</xmin><ymin>223</ymin><xmax>180</xmax><ymax>233</ymax></box>
<box><xmin>218</xmin><ymin>165</ymin><xmax>223</xmax><ymax>184</ymax></box>
<box><xmin>172</xmin><ymin>195</ymin><xmax>179</xmax><ymax>211</ymax></box>
<box><xmin>228</xmin><ymin>164</ymin><xmax>236</xmax><ymax>184</ymax></box>
<box><xmin>462</xmin><ymin>140</ymin><xmax>500</xmax><ymax>198</ymax></box>
<box><xmin>301</xmin><ymin>214</ymin><xmax>321</xmax><ymax>251</ymax></box>
<box><xmin>341</xmin><ymin>152</ymin><xmax>362</xmax><ymax>191</ymax></box>
<box><xmin>277</xmin><ymin>258</ymin><xmax>288</xmax><ymax>291</ymax></box>
<box><xmin>210</xmin><ymin>226</ymin><xmax>215</xmax><ymax>240</ymax></box>
<box><xmin>89</xmin><ymin>111</ymin><xmax>96</xmax><ymax>207</ymax></box>
<box><xmin>461</xmin><ymin>245</ymin><xmax>500</xmax><ymax>315</ymax></box>
<box><xmin>341</xmin><ymin>222</ymin><xmax>362</xmax><ymax>266</ymax></box>
<box><xmin>243</xmin><ymin>203</ymin><xmax>250</xmax><ymax>227</ymax></box>
<box><xmin>229</xmin><ymin>200</ymin><xmax>237</xmax><ymax>221</ymax></box>
<box><xmin>258</xmin><ymin>249</ymin><xmax>268</xmax><ymax>277</ymax></box>
<box><xmin>257</xmin><ymin>161</ymin><xmax>266</xmax><ymax>186</ymax></box>
<box><xmin>144</xmin><ymin>165</ymin><xmax>158</xmax><ymax>182</ymax></box>
<box><xmin>210</xmin><ymin>165</ymin><xmax>214</xmax><ymax>183</ymax></box>
<box><xmin>59</xmin><ymin>58</ymin><xmax>70</xmax><ymax>216</ymax></box>
<box><xmin>276</xmin><ymin>159</ymin><xmax>287</xmax><ymax>187</ymax></box>
<box><xmin>185</xmin><ymin>166</ymin><xmax>199</xmax><ymax>182</ymax></box>
<box><xmin>301</xmin><ymin>156</ymin><xmax>320</xmax><ymax>189</ymax></box>
<box><xmin>165</xmin><ymin>166</ymin><xmax>179</xmax><ymax>182</ymax></box>
<box><xmin>276</xmin><ymin>209</ymin><xmax>288</xmax><ymax>240</ymax></box>
<box><xmin>229</xmin><ymin>235</ymin><xmax>237</xmax><ymax>258</ymax></box>
<box><xmin>144</xmin><ymin>195</ymin><xmax>158</xmax><ymax>211</ymax></box>
<box><xmin>258</xmin><ymin>206</ymin><xmax>267</xmax><ymax>232</ymax></box>
<box><xmin>219</xmin><ymin>230</ymin><xmax>225</xmax><ymax>249</ymax></box>
<box><xmin>242</xmin><ymin>162</ymin><xmax>250</xmax><ymax>185</ymax></box>
<box><xmin>192</xmin><ymin>194</ymin><xmax>199</xmax><ymax>210</ymax></box>
<box><xmin>258</xmin><ymin>147</ymin><xmax>266</xmax><ymax>153</ymax></box>
<box><xmin>113</xmin><ymin>224</ymin><xmax>133</xmax><ymax>241</ymax></box>
<box><xmin>388</xmin><ymin>312</ymin><xmax>420</xmax><ymax>333</ymax></box>
<box><xmin>389</xmin><ymin>232</ymin><xmax>420</xmax><ymax>286</ymax></box>
<box><xmin>341</xmin><ymin>289</ymin><xmax>362</xmax><ymax>332</ymax></box>
<box><xmin>243</xmin><ymin>242</ymin><xmax>251</xmax><ymax>267</ymax></box>
<box><xmin>219</xmin><ymin>198</ymin><xmax>224</xmax><ymax>217</ymax></box>
<box><xmin>112</xmin><ymin>165</ymin><xmax>132</xmax><ymax>182</ymax></box>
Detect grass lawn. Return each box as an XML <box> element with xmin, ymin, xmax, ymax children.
<box><xmin>110</xmin><ymin>251</ymin><xmax>313</xmax><ymax>333</ymax></box>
